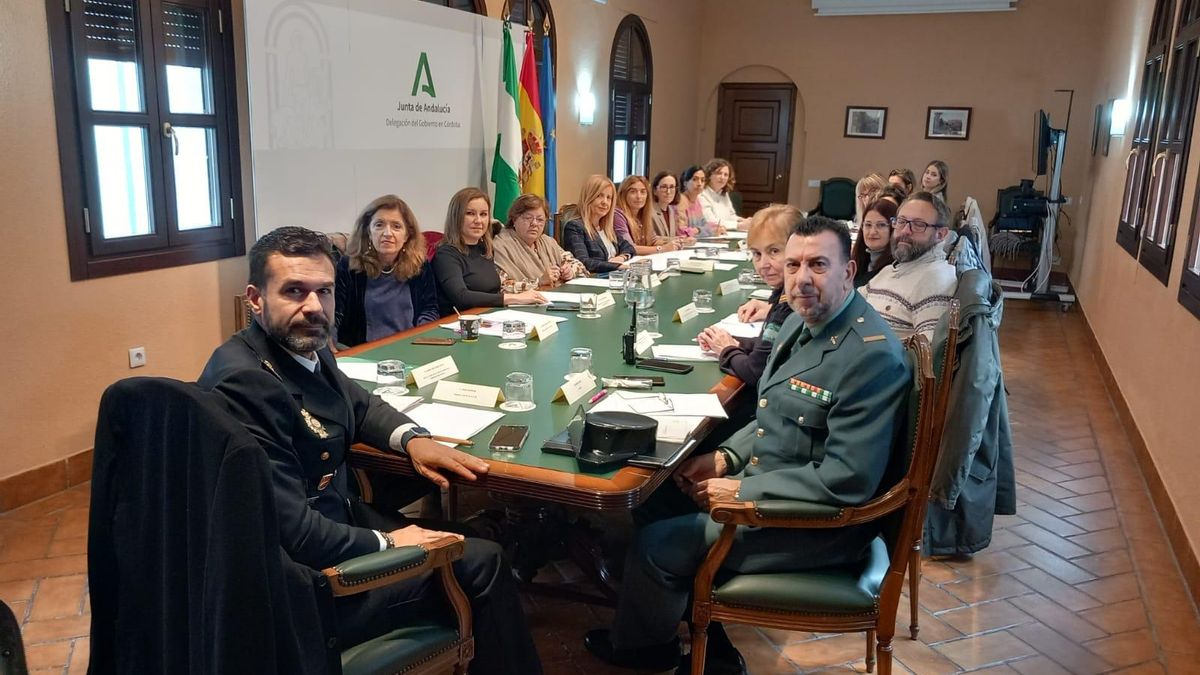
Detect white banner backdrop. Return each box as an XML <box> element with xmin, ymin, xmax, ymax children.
<box><xmin>244</xmin><ymin>0</ymin><xmax>527</xmax><ymax>237</ymax></box>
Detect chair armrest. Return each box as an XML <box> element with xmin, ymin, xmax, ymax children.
<box><xmin>708</xmin><ymin>478</ymin><xmax>913</xmax><ymax>529</ymax></box>
<box><xmin>322</xmin><ymin>535</ymin><xmax>465</xmax><ymax>597</ymax></box>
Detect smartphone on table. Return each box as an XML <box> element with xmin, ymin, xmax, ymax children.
<box><xmin>489</xmin><ymin>425</ymin><xmax>529</xmax><ymax>452</ymax></box>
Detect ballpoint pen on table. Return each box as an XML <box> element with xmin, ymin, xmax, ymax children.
<box><xmin>588</xmin><ymin>389</ymin><xmax>609</xmax><ymax>405</ymax></box>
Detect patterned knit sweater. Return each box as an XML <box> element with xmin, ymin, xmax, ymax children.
<box><xmin>858</xmin><ymin>245</ymin><xmax>957</xmax><ymax>341</ymax></box>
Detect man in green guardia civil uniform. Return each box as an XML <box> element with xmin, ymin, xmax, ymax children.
<box><xmin>587</xmin><ymin>216</ymin><xmax>912</xmax><ymax>675</ymax></box>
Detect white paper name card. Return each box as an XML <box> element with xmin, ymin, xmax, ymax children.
<box><xmin>408</xmin><ymin>355</ymin><xmax>459</xmax><ymax>389</ymax></box>
<box><xmin>634</xmin><ymin>330</ymin><xmax>655</xmax><ymax>355</ymax></box>
<box><xmin>674</xmin><ymin>303</ymin><xmax>699</xmax><ymax>323</ymax></box>
<box><xmin>553</xmin><ymin>372</ymin><xmax>597</xmax><ymax>405</ymax></box>
<box><xmin>595</xmin><ymin>291</ymin><xmax>616</xmax><ymax>309</ymax></box>
<box><xmin>649</xmin><ymin>274</ymin><xmax>662</xmax><ymax>288</ymax></box>
<box><xmin>679</xmin><ymin>260</ymin><xmax>714</xmax><ymax>274</ymax></box>
<box><xmin>531</xmin><ymin>318</ymin><xmax>558</xmax><ymax>340</ymax></box>
<box><xmin>432</xmin><ymin>380</ymin><xmax>504</xmax><ymax>408</ymax></box>
<box><xmin>717</xmin><ymin>278</ymin><xmax>742</xmax><ymax>295</ymax></box>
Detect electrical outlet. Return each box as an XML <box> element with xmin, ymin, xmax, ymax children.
<box><xmin>1063</xmin><ymin>196</ymin><xmax>1073</xmax><ymax>205</ymax></box>
<box><xmin>128</xmin><ymin>346</ymin><xmax>147</xmax><ymax>369</ymax></box>
<box><xmin>808</xmin><ymin>179</ymin><xmax>821</xmax><ymax>188</ymax></box>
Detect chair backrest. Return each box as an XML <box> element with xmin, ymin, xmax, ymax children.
<box><xmin>816</xmin><ymin>178</ymin><xmax>855</xmax><ymax>221</ymax></box>
<box><xmin>422</xmin><ymin>231</ymin><xmax>444</xmax><ymax>261</ymax></box>
<box><xmin>553</xmin><ymin>203</ymin><xmax>578</xmax><ymax>245</ymax></box>
<box><xmin>233</xmin><ymin>294</ymin><xmax>251</xmax><ymax>333</ymax></box>
<box><xmin>0</xmin><ymin>599</ymin><xmax>27</xmax><ymax>675</ymax></box>
<box><xmin>89</xmin><ymin>378</ymin><xmax>332</xmax><ymax>674</ymax></box>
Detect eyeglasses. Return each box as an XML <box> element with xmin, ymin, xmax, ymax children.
<box><xmin>890</xmin><ymin>216</ymin><xmax>944</xmax><ymax>233</ymax></box>
<box><xmin>518</xmin><ymin>214</ymin><xmax>548</xmax><ymax>226</ymax></box>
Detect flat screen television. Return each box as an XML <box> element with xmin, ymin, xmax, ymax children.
<box><xmin>1033</xmin><ymin>109</ymin><xmax>1052</xmax><ymax>176</ymax></box>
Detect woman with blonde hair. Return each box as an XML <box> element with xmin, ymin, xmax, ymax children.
<box><xmin>921</xmin><ymin>160</ymin><xmax>950</xmax><ymax>203</ymax></box>
<box><xmin>493</xmin><ymin>193</ymin><xmax>586</xmax><ymax>285</ymax></box>
<box><xmin>697</xmin><ymin>158</ymin><xmax>749</xmax><ymax>231</ymax></box>
<box><xmin>854</xmin><ymin>173</ymin><xmax>888</xmax><ymax>225</ymax></box>
<box><xmin>614</xmin><ymin>175</ymin><xmax>680</xmax><ymax>255</ymax></box>
<box><xmin>334</xmin><ymin>194</ymin><xmax>439</xmax><ymax>347</ymax></box>
<box><xmin>562</xmin><ymin>174</ymin><xmax>636</xmax><ymax>274</ymax></box>
<box><xmin>432</xmin><ymin>187</ymin><xmax>545</xmax><ymax>316</ymax></box>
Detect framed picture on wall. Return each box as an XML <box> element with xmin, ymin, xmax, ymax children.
<box><xmin>1092</xmin><ymin>103</ymin><xmax>1103</xmax><ymax>155</ymax></box>
<box><xmin>844</xmin><ymin>106</ymin><xmax>887</xmax><ymax>139</ymax></box>
<box><xmin>926</xmin><ymin>107</ymin><xmax>972</xmax><ymax>140</ymax></box>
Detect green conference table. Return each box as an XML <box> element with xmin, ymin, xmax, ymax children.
<box><xmin>343</xmin><ymin>248</ymin><xmax>759</xmax><ymax>512</ymax></box>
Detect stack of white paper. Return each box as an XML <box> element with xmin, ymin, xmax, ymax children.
<box><xmin>717</xmin><ymin>251</ymin><xmax>751</xmax><ymax>262</ymax></box>
<box><xmin>336</xmin><ymin>358</ymin><xmax>379</xmax><ymax>383</ymax></box>
<box><xmin>539</xmin><ymin>291</ymin><xmax>582</xmax><ymax>304</ymax></box>
<box><xmin>379</xmin><ymin>393</ymin><xmax>423</xmax><ymax>413</ymax></box>
<box><xmin>750</xmin><ymin>289</ymin><xmax>774</xmax><ymax>300</ymax></box>
<box><xmin>650</xmin><ymin>344</ymin><xmax>719</xmax><ymax>362</ymax></box>
<box><xmin>561</xmin><ymin>277</ymin><xmax>614</xmax><ymax>289</ymax></box>
<box><xmin>405</xmin><ymin>402</ymin><xmax>505</xmax><ymax>447</ymax></box>
<box><xmin>591</xmin><ymin>391</ymin><xmax>728</xmax><ymax>419</ymax></box>
<box><xmin>714</xmin><ymin>313</ymin><xmax>764</xmax><ymax>339</ymax></box>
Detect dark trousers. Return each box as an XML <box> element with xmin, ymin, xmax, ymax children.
<box><xmin>339</xmin><ymin>505</ymin><xmax>543</xmax><ymax>675</ymax></box>
<box><xmin>613</xmin><ymin>478</ymin><xmax>876</xmax><ymax>649</ymax></box>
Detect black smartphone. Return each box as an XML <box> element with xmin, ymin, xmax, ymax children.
<box><xmin>489</xmin><ymin>425</ymin><xmax>529</xmax><ymax>452</ymax></box>
<box><xmin>635</xmin><ymin>359</ymin><xmax>694</xmax><ymax>375</ymax></box>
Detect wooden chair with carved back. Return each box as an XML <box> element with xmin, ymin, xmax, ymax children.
<box><xmin>688</xmin><ymin>328</ymin><xmax>956</xmax><ymax>675</ymax></box>
<box><xmin>553</xmin><ymin>203</ymin><xmax>577</xmax><ymax>247</ymax></box>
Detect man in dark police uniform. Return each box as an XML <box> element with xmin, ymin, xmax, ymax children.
<box><xmin>198</xmin><ymin>226</ymin><xmax>541</xmax><ymax>674</ymax></box>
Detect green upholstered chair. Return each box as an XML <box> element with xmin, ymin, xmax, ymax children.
<box><xmin>811</xmin><ymin>177</ymin><xmax>856</xmax><ymax>221</ymax></box>
<box><xmin>88</xmin><ymin>377</ymin><xmax>473</xmax><ymax>675</ymax></box>
<box><xmin>0</xmin><ymin>599</ymin><xmax>28</xmax><ymax>675</ymax></box>
<box><xmin>688</xmin><ymin>332</ymin><xmax>955</xmax><ymax>675</ymax></box>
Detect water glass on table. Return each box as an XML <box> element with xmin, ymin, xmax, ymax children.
<box><xmin>500</xmin><ymin>372</ymin><xmax>535</xmax><ymax>412</ymax></box>
<box><xmin>375</xmin><ymin>360</ymin><xmax>408</xmax><ymax>396</ymax></box>
<box><xmin>499</xmin><ymin>319</ymin><xmax>527</xmax><ymax>350</ymax></box>
<box><xmin>569</xmin><ymin>347</ymin><xmax>593</xmax><ymax>377</ymax></box>
<box><xmin>664</xmin><ymin>257</ymin><xmax>682</xmax><ymax>276</ymax></box>
<box><xmin>738</xmin><ymin>269</ymin><xmax>756</xmax><ymax>288</ymax></box>
<box><xmin>578</xmin><ymin>293</ymin><xmax>601</xmax><ymax>319</ymax></box>
<box><xmin>608</xmin><ymin>269</ymin><xmax>627</xmax><ymax>292</ymax></box>
<box><xmin>693</xmin><ymin>289</ymin><xmax>715</xmax><ymax>313</ymax></box>
<box><xmin>636</xmin><ymin>308</ymin><xmax>661</xmax><ymax>338</ymax></box>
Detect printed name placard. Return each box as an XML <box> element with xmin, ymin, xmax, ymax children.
<box><xmin>634</xmin><ymin>330</ymin><xmax>655</xmax><ymax>355</ymax></box>
<box><xmin>595</xmin><ymin>291</ymin><xmax>616</xmax><ymax>309</ymax></box>
<box><xmin>649</xmin><ymin>274</ymin><xmax>662</xmax><ymax>288</ymax></box>
<box><xmin>679</xmin><ymin>260</ymin><xmax>714</xmax><ymax>274</ymax></box>
<box><xmin>553</xmin><ymin>372</ymin><xmax>598</xmax><ymax>405</ymax></box>
<box><xmin>531</xmin><ymin>318</ymin><xmax>558</xmax><ymax>340</ymax></box>
<box><xmin>673</xmin><ymin>303</ymin><xmax>700</xmax><ymax>323</ymax></box>
<box><xmin>717</xmin><ymin>278</ymin><xmax>742</xmax><ymax>295</ymax></box>
<box><xmin>408</xmin><ymin>355</ymin><xmax>459</xmax><ymax>389</ymax></box>
<box><xmin>432</xmin><ymin>380</ymin><xmax>504</xmax><ymax>408</ymax></box>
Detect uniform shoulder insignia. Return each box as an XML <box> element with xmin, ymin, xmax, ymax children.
<box><xmin>862</xmin><ymin>335</ymin><xmax>887</xmax><ymax>343</ymax></box>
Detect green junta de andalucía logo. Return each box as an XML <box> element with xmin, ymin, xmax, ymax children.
<box><xmin>411</xmin><ymin>52</ymin><xmax>436</xmax><ymax>98</ymax></box>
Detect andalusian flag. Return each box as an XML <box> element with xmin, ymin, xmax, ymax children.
<box><xmin>491</xmin><ymin>23</ymin><xmax>521</xmax><ymax>220</ymax></box>
<box><xmin>539</xmin><ymin>24</ymin><xmax>557</xmax><ymax>219</ymax></box>
<box><xmin>518</xmin><ymin>29</ymin><xmax>545</xmax><ymax>199</ymax></box>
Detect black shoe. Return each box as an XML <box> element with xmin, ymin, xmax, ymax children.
<box><xmin>675</xmin><ymin>646</ymin><xmax>747</xmax><ymax>675</ymax></box>
<box><xmin>584</xmin><ymin>629</ymin><xmax>680</xmax><ymax>671</ymax></box>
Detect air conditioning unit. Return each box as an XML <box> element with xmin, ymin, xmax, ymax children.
<box><xmin>812</xmin><ymin>0</ymin><xmax>1017</xmax><ymax>16</ymax></box>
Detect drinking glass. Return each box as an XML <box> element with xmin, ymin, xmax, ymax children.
<box><xmin>500</xmin><ymin>371</ymin><xmax>535</xmax><ymax>412</ymax></box>
<box><xmin>705</xmin><ymin>246</ymin><xmax>721</xmax><ymax>258</ymax></box>
<box><xmin>499</xmin><ymin>319</ymin><xmax>527</xmax><ymax>349</ymax></box>
<box><xmin>693</xmin><ymin>289</ymin><xmax>715</xmax><ymax>314</ymax></box>
<box><xmin>664</xmin><ymin>257</ymin><xmax>682</xmax><ymax>276</ymax></box>
<box><xmin>608</xmin><ymin>269</ymin><xmax>627</xmax><ymax>292</ymax></box>
<box><xmin>636</xmin><ymin>308</ymin><xmax>661</xmax><ymax>339</ymax></box>
<box><xmin>578</xmin><ymin>293</ymin><xmax>601</xmax><ymax>319</ymax></box>
<box><xmin>375</xmin><ymin>359</ymin><xmax>408</xmax><ymax>396</ymax></box>
<box><xmin>738</xmin><ymin>269</ymin><xmax>756</xmax><ymax>288</ymax></box>
<box><xmin>569</xmin><ymin>347</ymin><xmax>593</xmax><ymax>376</ymax></box>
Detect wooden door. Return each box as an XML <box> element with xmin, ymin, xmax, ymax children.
<box><xmin>715</xmin><ymin>83</ymin><xmax>797</xmax><ymax>216</ymax></box>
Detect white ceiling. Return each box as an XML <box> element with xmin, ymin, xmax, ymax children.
<box><xmin>812</xmin><ymin>0</ymin><xmax>1018</xmax><ymax>16</ymax></box>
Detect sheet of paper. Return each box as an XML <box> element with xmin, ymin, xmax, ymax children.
<box><xmin>432</xmin><ymin>380</ymin><xmax>503</xmax><ymax>408</ymax></box>
<box><xmin>379</xmin><ymin>393</ymin><xmax>423</xmax><ymax>413</ymax></box>
<box><xmin>591</xmin><ymin>392</ymin><xmax>727</xmax><ymax>419</ymax></box>
<box><xmin>679</xmin><ymin>259</ymin><xmax>714</xmax><ymax>273</ymax></box>
<box><xmin>336</xmin><ymin>358</ymin><xmax>378</xmax><ymax>383</ymax></box>
<box><xmin>405</xmin><ymin>402</ymin><xmax>504</xmax><ymax>446</ymax></box>
<box><xmin>634</xmin><ymin>330</ymin><xmax>654</xmax><ymax>355</ymax></box>
<box><xmin>716</xmin><ymin>312</ymin><xmax>764</xmax><ymax>338</ymax></box>
<box><xmin>651</xmin><ymin>344</ymin><xmax>719</xmax><ymax>362</ymax></box>
<box><xmin>713</xmin><ymin>262</ymin><xmax>738</xmax><ymax>271</ymax></box>
<box><xmin>628</xmin><ymin>250</ymin><xmax>695</xmax><ymax>271</ymax></box>
<box><xmin>540</xmin><ymin>291</ymin><xmax>581</xmax><ymax>304</ymax></box>
<box><xmin>650</xmin><ymin>416</ymin><xmax>706</xmax><ymax>442</ymax></box>
<box><xmin>562</xmin><ymin>277</ymin><xmax>615</xmax><ymax>289</ymax></box>
<box><xmin>718</xmin><ymin>251</ymin><xmax>751</xmax><ymax>262</ymax></box>
<box><xmin>440</xmin><ymin>309</ymin><xmax>566</xmax><ymax>337</ymax></box>
<box><xmin>750</xmin><ymin>289</ymin><xmax>773</xmax><ymax>300</ymax></box>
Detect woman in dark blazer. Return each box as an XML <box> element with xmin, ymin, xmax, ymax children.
<box><xmin>334</xmin><ymin>194</ymin><xmax>440</xmax><ymax>348</ymax></box>
<box><xmin>562</xmin><ymin>174</ymin><xmax>635</xmax><ymax>274</ymax></box>
<box><xmin>851</xmin><ymin>199</ymin><xmax>897</xmax><ymax>288</ymax></box>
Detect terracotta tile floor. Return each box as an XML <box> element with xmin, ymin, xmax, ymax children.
<box><xmin>5</xmin><ymin>304</ymin><xmax>1200</xmax><ymax>673</ymax></box>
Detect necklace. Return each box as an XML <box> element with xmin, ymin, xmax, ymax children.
<box><xmin>381</xmin><ymin>263</ymin><xmax>396</xmax><ymax>275</ymax></box>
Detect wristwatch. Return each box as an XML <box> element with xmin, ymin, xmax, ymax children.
<box><xmin>379</xmin><ymin>530</ymin><xmax>395</xmax><ymax>549</ymax></box>
<box><xmin>400</xmin><ymin>425</ymin><xmax>433</xmax><ymax>451</ymax></box>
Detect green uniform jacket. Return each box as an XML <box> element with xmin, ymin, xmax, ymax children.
<box><xmin>724</xmin><ymin>292</ymin><xmax>912</xmax><ymax>505</ymax></box>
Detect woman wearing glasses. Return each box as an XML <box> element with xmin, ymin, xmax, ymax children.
<box><xmin>854</xmin><ymin>173</ymin><xmax>888</xmax><ymax>225</ymax></box>
<box><xmin>850</xmin><ymin>199</ymin><xmax>897</xmax><ymax>288</ymax></box>
<box><xmin>493</xmin><ymin>193</ymin><xmax>586</xmax><ymax>286</ymax></box>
